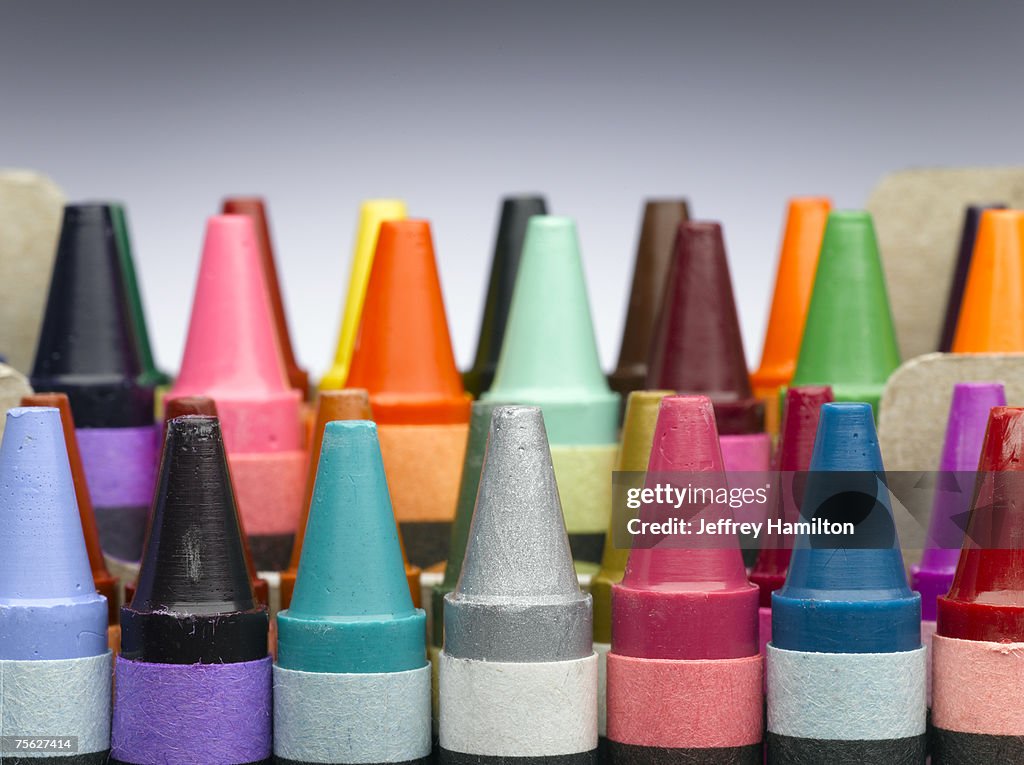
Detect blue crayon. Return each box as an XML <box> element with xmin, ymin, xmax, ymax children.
<box><xmin>768</xmin><ymin>402</ymin><xmax>926</xmax><ymax>764</ymax></box>
<box><xmin>0</xmin><ymin>407</ymin><xmax>111</xmax><ymax>762</ymax></box>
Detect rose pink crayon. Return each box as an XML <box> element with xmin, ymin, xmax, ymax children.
<box><xmin>607</xmin><ymin>395</ymin><xmax>762</xmax><ymax>764</ymax></box>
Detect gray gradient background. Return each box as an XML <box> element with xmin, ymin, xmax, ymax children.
<box><xmin>3</xmin><ymin>1</ymin><xmax>1023</xmax><ymax>379</ymax></box>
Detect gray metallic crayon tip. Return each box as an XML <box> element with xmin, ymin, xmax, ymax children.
<box><xmin>444</xmin><ymin>405</ymin><xmax>592</xmax><ymax>663</ymax></box>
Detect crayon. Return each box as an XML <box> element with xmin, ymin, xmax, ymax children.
<box><xmin>30</xmin><ymin>203</ymin><xmax>159</xmax><ymax>563</ymax></box>
<box><xmin>439</xmin><ymin>406</ymin><xmax>598</xmax><ymax>765</ymax></box>
<box><xmin>951</xmin><ymin>209</ymin><xmax>1024</xmax><ymax>353</ymax></box>
<box><xmin>464</xmin><ymin>195</ymin><xmax>548</xmax><ymax>397</ymax></box>
<box><xmin>0</xmin><ymin>407</ymin><xmax>112</xmax><ymax>763</ymax></box>
<box><xmin>275</xmin><ymin>421</ymin><xmax>431</xmax><ymax>765</ymax></box>
<box><xmin>749</xmin><ymin>385</ymin><xmax>832</xmax><ymax>656</ymax></box>
<box><xmin>0</xmin><ymin>362</ymin><xmax>33</xmax><ymax>439</ymax></box>
<box><xmin>768</xmin><ymin>403</ymin><xmax>926</xmax><ymax>763</ymax></box>
<box><xmin>109</xmin><ymin>202</ymin><xmax>171</xmax><ymax>389</ymax></box>
<box><xmin>606</xmin><ymin>395</ymin><xmax>763</xmax><ymax>764</ymax></box>
<box><xmin>932</xmin><ymin>406</ymin><xmax>1024</xmax><ymax>762</ymax></box>
<box><xmin>591</xmin><ymin>389</ymin><xmax>671</xmax><ymax>748</ymax></box>
<box><xmin>321</xmin><ymin>199</ymin><xmax>408</xmax><ymax>390</ymax></box>
<box><xmin>608</xmin><ymin>199</ymin><xmax>689</xmax><ymax>402</ymax></box>
<box><xmin>170</xmin><ymin>214</ymin><xmax>307</xmax><ymax>571</ymax></box>
<box><xmin>280</xmin><ymin>389</ymin><xmax>422</xmax><ymax>610</ymax></box>
<box><xmin>346</xmin><ymin>219</ymin><xmax>470</xmax><ymax>566</ymax></box>
<box><xmin>22</xmin><ymin>392</ymin><xmax>120</xmax><ymax>648</ymax></box>
<box><xmin>911</xmin><ymin>382</ymin><xmax>1004</xmax><ymax>706</ymax></box>
<box><xmin>112</xmin><ymin>416</ymin><xmax>271</xmax><ymax>764</ymax></box>
<box><xmin>789</xmin><ymin>211</ymin><xmax>901</xmax><ymax>415</ymax></box>
<box><xmin>222</xmin><ymin>196</ymin><xmax>309</xmax><ymax>396</ymax></box>
<box><xmin>938</xmin><ymin>204</ymin><xmax>1006</xmax><ymax>352</ymax></box>
<box><xmin>751</xmin><ymin>197</ymin><xmax>830</xmax><ymax>433</ymax></box>
<box><xmin>482</xmin><ymin>217</ymin><xmax>619</xmax><ymax>563</ymax></box>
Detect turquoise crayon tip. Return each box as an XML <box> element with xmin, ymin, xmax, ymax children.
<box><xmin>482</xmin><ymin>216</ymin><xmax>619</xmax><ymax>445</ymax></box>
<box><xmin>772</xmin><ymin>402</ymin><xmax>920</xmax><ymax>653</ymax></box>
<box><xmin>277</xmin><ymin>420</ymin><xmax>426</xmax><ymax>673</ymax></box>
<box><xmin>0</xmin><ymin>407</ymin><xmax>107</xmax><ymax>660</ymax></box>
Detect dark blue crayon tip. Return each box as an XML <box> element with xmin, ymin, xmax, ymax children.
<box><xmin>772</xmin><ymin>402</ymin><xmax>920</xmax><ymax>653</ymax></box>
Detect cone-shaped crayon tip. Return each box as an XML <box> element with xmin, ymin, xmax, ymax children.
<box><xmin>222</xmin><ymin>196</ymin><xmax>309</xmax><ymax>396</ymax></box>
<box><xmin>20</xmin><ymin>393</ymin><xmax>118</xmax><ymax>624</ymax></box>
<box><xmin>121</xmin><ymin>416</ymin><xmax>267</xmax><ymax>663</ymax></box>
<box><xmin>609</xmin><ymin>199</ymin><xmax>690</xmax><ymax>399</ymax></box>
<box><xmin>790</xmin><ymin>211</ymin><xmax>900</xmax><ymax>413</ymax></box>
<box><xmin>464</xmin><ymin>195</ymin><xmax>549</xmax><ymax>397</ymax></box>
<box><xmin>171</xmin><ymin>214</ymin><xmax>301</xmax><ymax>452</ymax></box>
<box><xmin>938</xmin><ymin>407</ymin><xmax>1024</xmax><ymax>641</ymax></box>
<box><xmin>444</xmin><ymin>406</ymin><xmax>591</xmax><ymax>661</ymax></box>
<box><xmin>278</xmin><ymin>421</ymin><xmax>425</xmax><ymax>673</ymax></box>
<box><xmin>31</xmin><ymin>203</ymin><xmax>153</xmax><ymax>426</ymax></box>
<box><xmin>646</xmin><ymin>222</ymin><xmax>763</xmax><ymax>435</ymax></box>
<box><xmin>280</xmin><ymin>388</ymin><xmax>381</xmax><ymax>611</ymax></box>
<box><xmin>938</xmin><ymin>204</ymin><xmax>1007</xmax><ymax>352</ymax></box>
<box><xmin>109</xmin><ymin>202</ymin><xmax>171</xmax><ymax>388</ymax></box>
<box><xmin>614</xmin><ymin>395</ymin><xmax>758</xmax><ymax>659</ymax></box>
<box><xmin>592</xmin><ymin>390</ymin><xmax>672</xmax><ymax>644</ymax></box>
<box><xmin>951</xmin><ymin>209</ymin><xmax>1024</xmax><ymax>353</ymax></box>
<box><xmin>346</xmin><ymin>220</ymin><xmax>469</xmax><ymax>425</ymax></box>
<box><xmin>752</xmin><ymin>197</ymin><xmax>831</xmax><ymax>396</ymax></box>
<box><xmin>913</xmin><ymin>382</ymin><xmax>1005</xmax><ymax>621</ymax></box>
<box><xmin>430</xmin><ymin>400</ymin><xmax>497</xmax><ymax>647</ymax></box>
<box><xmin>750</xmin><ymin>385</ymin><xmax>833</xmax><ymax>606</ymax></box>
<box><xmin>321</xmin><ymin>199</ymin><xmax>408</xmax><ymax>390</ymax></box>
<box><xmin>0</xmin><ymin>407</ymin><xmax>108</xmax><ymax>659</ymax></box>
<box><xmin>772</xmin><ymin>403</ymin><xmax>919</xmax><ymax>653</ymax></box>
<box><xmin>483</xmin><ymin>216</ymin><xmax>618</xmax><ymax>444</ymax></box>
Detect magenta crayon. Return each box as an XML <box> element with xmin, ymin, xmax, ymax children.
<box><xmin>607</xmin><ymin>396</ymin><xmax>762</xmax><ymax>764</ymax></box>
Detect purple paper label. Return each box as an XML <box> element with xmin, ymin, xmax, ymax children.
<box><xmin>77</xmin><ymin>426</ymin><xmax>160</xmax><ymax>508</ymax></box>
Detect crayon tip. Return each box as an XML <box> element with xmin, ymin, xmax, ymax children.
<box><xmin>30</xmin><ymin>203</ymin><xmax>153</xmax><ymax>427</ymax></box>
<box><xmin>444</xmin><ymin>406</ymin><xmax>591</xmax><ymax>661</ymax></box>
<box><xmin>752</xmin><ymin>197</ymin><xmax>831</xmax><ymax>396</ymax></box>
<box><xmin>772</xmin><ymin>402</ymin><xmax>920</xmax><ymax>653</ymax></box>
<box><xmin>609</xmin><ymin>199</ymin><xmax>690</xmax><ymax>398</ymax></box>
<box><xmin>938</xmin><ymin>407</ymin><xmax>1024</xmax><ymax>641</ymax></box>
<box><xmin>0</xmin><ymin>407</ymin><xmax>108</xmax><ymax>659</ymax></box>
<box><xmin>346</xmin><ymin>219</ymin><xmax>469</xmax><ymax>425</ymax></box>
<box><xmin>913</xmin><ymin>382</ymin><xmax>1006</xmax><ymax>620</ymax></box>
<box><xmin>20</xmin><ymin>393</ymin><xmax>118</xmax><ymax>624</ymax></box>
<box><xmin>171</xmin><ymin>214</ymin><xmax>301</xmax><ymax>452</ymax></box>
<box><xmin>278</xmin><ymin>420</ymin><xmax>425</xmax><ymax>673</ymax></box>
<box><xmin>222</xmin><ymin>196</ymin><xmax>309</xmax><ymax>396</ymax></box>
<box><xmin>951</xmin><ymin>209</ymin><xmax>1024</xmax><ymax>353</ymax></box>
<box><xmin>592</xmin><ymin>389</ymin><xmax>672</xmax><ymax>644</ymax></box>
<box><xmin>750</xmin><ymin>385</ymin><xmax>833</xmax><ymax>606</ymax></box>
<box><xmin>109</xmin><ymin>202</ymin><xmax>171</xmax><ymax>388</ymax></box>
<box><xmin>464</xmin><ymin>195</ymin><xmax>549</xmax><ymax>397</ymax></box>
<box><xmin>646</xmin><ymin>222</ymin><xmax>763</xmax><ymax>435</ymax></box>
<box><xmin>121</xmin><ymin>415</ymin><xmax>267</xmax><ymax>663</ymax></box>
<box><xmin>938</xmin><ymin>204</ymin><xmax>1006</xmax><ymax>352</ymax></box>
<box><xmin>483</xmin><ymin>216</ymin><xmax>618</xmax><ymax>444</ymax></box>
<box><xmin>790</xmin><ymin>211</ymin><xmax>900</xmax><ymax>412</ymax></box>
<box><xmin>322</xmin><ymin>199</ymin><xmax>408</xmax><ymax>390</ymax></box>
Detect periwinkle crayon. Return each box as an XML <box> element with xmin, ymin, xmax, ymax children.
<box><xmin>932</xmin><ymin>406</ymin><xmax>1024</xmax><ymax>762</ymax></box>
<box><xmin>608</xmin><ymin>199</ymin><xmax>689</xmax><ymax>402</ymax></box>
<box><xmin>768</xmin><ymin>403</ymin><xmax>926</xmax><ymax>763</ymax></box>
<box><xmin>31</xmin><ymin>203</ymin><xmax>159</xmax><ymax>562</ymax></box>
<box><xmin>607</xmin><ymin>396</ymin><xmax>763</xmax><ymax>764</ymax></box>
<box><xmin>275</xmin><ymin>421</ymin><xmax>431</xmax><ymax>765</ymax></box>
<box><xmin>911</xmin><ymin>382</ymin><xmax>1005</xmax><ymax>705</ymax></box>
<box><xmin>482</xmin><ymin>217</ymin><xmax>619</xmax><ymax>563</ymax></box>
<box><xmin>439</xmin><ymin>406</ymin><xmax>598</xmax><ymax>765</ymax></box>
<box><xmin>463</xmin><ymin>195</ymin><xmax>548</xmax><ymax>397</ymax></box>
<box><xmin>170</xmin><ymin>214</ymin><xmax>307</xmax><ymax>571</ymax></box>
<box><xmin>112</xmin><ymin>416</ymin><xmax>271</xmax><ymax>765</ymax></box>
<box><xmin>0</xmin><ymin>407</ymin><xmax>112</xmax><ymax>763</ymax></box>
